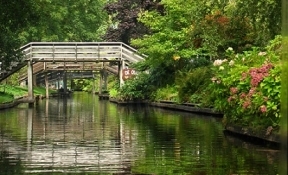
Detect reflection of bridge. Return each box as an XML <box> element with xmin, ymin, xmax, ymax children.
<box><xmin>0</xmin><ymin>42</ymin><xmax>145</xmax><ymax>102</ymax></box>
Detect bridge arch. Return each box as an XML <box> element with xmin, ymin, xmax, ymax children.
<box><xmin>1</xmin><ymin>42</ymin><xmax>145</xmax><ymax>102</ymax></box>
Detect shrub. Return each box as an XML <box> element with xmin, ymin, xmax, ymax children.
<box><xmin>207</xmin><ymin>37</ymin><xmax>281</xmax><ymax>130</ymax></box>
<box><xmin>118</xmin><ymin>73</ymin><xmax>152</xmax><ymax>101</ymax></box>
<box><xmin>176</xmin><ymin>66</ymin><xmax>212</xmax><ymax>102</ymax></box>
<box><xmin>152</xmin><ymin>85</ymin><xmax>179</xmax><ymax>102</ymax></box>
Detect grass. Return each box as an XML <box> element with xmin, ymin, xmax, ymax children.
<box><xmin>0</xmin><ymin>84</ymin><xmax>57</xmax><ymax>103</ymax></box>
<box><xmin>0</xmin><ymin>92</ymin><xmax>14</xmax><ymax>103</ymax></box>
<box><xmin>0</xmin><ymin>85</ymin><xmax>27</xmax><ymax>98</ymax></box>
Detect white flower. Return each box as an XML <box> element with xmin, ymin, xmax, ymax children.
<box><xmin>258</xmin><ymin>52</ymin><xmax>267</xmax><ymax>56</ymax></box>
<box><xmin>213</xmin><ymin>59</ymin><xmax>223</xmax><ymax>66</ymax></box>
<box><xmin>229</xmin><ymin>60</ymin><xmax>235</xmax><ymax>66</ymax></box>
<box><xmin>211</xmin><ymin>77</ymin><xmax>217</xmax><ymax>82</ymax></box>
<box><xmin>242</xmin><ymin>57</ymin><xmax>245</xmax><ymax>62</ymax></box>
<box><xmin>222</xmin><ymin>59</ymin><xmax>228</xmax><ymax>62</ymax></box>
<box><xmin>227</xmin><ymin>47</ymin><xmax>233</xmax><ymax>51</ymax></box>
<box><xmin>219</xmin><ymin>66</ymin><xmax>224</xmax><ymax>70</ymax></box>
<box><xmin>235</xmin><ymin>54</ymin><xmax>239</xmax><ymax>58</ymax></box>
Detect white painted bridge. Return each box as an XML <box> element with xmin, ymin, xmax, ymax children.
<box><xmin>0</xmin><ymin>42</ymin><xmax>146</xmax><ymax>102</ymax></box>
<box><xmin>1</xmin><ymin>42</ymin><xmax>145</xmax><ymax>81</ymax></box>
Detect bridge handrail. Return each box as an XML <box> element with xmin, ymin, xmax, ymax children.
<box><xmin>20</xmin><ymin>42</ymin><xmax>147</xmax><ymax>63</ymax></box>
<box><xmin>1</xmin><ymin>42</ymin><xmax>146</xmax><ymax>82</ymax></box>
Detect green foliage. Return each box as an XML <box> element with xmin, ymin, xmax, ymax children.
<box><xmin>232</xmin><ymin>0</ymin><xmax>281</xmax><ymax>46</ymax></box>
<box><xmin>109</xmin><ymin>88</ymin><xmax>119</xmax><ymax>98</ymax></box>
<box><xmin>130</xmin><ymin>0</ymin><xmax>279</xmax><ymax>93</ymax></box>
<box><xmin>33</xmin><ymin>86</ymin><xmax>56</xmax><ymax>95</ymax></box>
<box><xmin>5</xmin><ymin>73</ymin><xmax>20</xmax><ymax>86</ymax></box>
<box><xmin>0</xmin><ymin>84</ymin><xmax>56</xmax><ymax>103</ymax></box>
<box><xmin>176</xmin><ymin>66</ymin><xmax>212</xmax><ymax>102</ymax></box>
<box><xmin>118</xmin><ymin>73</ymin><xmax>152</xmax><ymax>101</ymax></box>
<box><xmin>151</xmin><ymin>85</ymin><xmax>179</xmax><ymax>102</ymax></box>
<box><xmin>1</xmin><ymin>0</ymin><xmax>109</xmax><ymax>75</ymax></box>
<box><xmin>0</xmin><ymin>84</ymin><xmax>27</xmax><ymax>98</ymax></box>
<box><xmin>19</xmin><ymin>0</ymin><xmax>109</xmax><ymax>42</ymax></box>
<box><xmin>207</xmin><ymin>38</ymin><xmax>281</xmax><ymax>129</ymax></box>
<box><xmin>72</xmin><ymin>79</ymin><xmax>94</xmax><ymax>91</ymax></box>
<box><xmin>0</xmin><ymin>92</ymin><xmax>14</xmax><ymax>103</ymax></box>
<box><xmin>0</xmin><ymin>0</ymin><xmax>39</xmax><ymax>69</ymax></box>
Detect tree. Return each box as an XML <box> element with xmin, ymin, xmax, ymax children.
<box><xmin>1</xmin><ymin>0</ymin><xmax>109</xmax><ymax>75</ymax></box>
<box><xmin>103</xmin><ymin>0</ymin><xmax>162</xmax><ymax>44</ymax></box>
<box><xmin>232</xmin><ymin>0</ymin><xmax>281</xmax><ymax>46</ymax></box>
<box><xmin>0</xmin><ymin>0</ymin><xmax>39</xmax><ymax>70</ymax></box>
<box><xmin>131</xmin><ymin>0</ymin><xmax>281</xmax><ymax>87</ymax></box>
<box><xmin>20</xmin><ymin>0</ymin><xmax>109</xmax><ymax>42</ymax></box>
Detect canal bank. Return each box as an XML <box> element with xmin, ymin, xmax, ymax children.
<box><xmin>109</xmin><ymin>98</ymin><xmax>281</xmax><ymax>145</ymax></box>
<box><xmin>0</xmin><ymin>95</ymin><xmax>281</xmax><ymax>145</ymax></box>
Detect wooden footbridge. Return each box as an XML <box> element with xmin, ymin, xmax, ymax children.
<box><xmin>0</xmin><ymin>42</ymin><xmax>145</xmax><ymax>102</ymax></box>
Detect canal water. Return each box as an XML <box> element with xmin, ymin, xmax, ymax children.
<box><xmin>0</xmin><ymin>92</ymin><xmax>279</xmax><ymax>174</ymax></box>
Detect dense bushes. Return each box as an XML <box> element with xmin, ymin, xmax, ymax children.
<box><xmin>176</xmin><ymin>66</ymin><xmax>212</xmax><ymax>102</ymax></box>
<box><xmin>115</xmin><ymin>36</ymin><xmax>282</xmax><ymax>131</ymax></box>
<box><xmin>206</xmin><ymin>36</ymin><xmax>281</xmax><ymax>130</ymax></box>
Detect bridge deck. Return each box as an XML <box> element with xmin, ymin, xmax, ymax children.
<box><xmin>0</xmin><ymin>42</ymin><xmax>145</xmax><ymax>82</ymax></box>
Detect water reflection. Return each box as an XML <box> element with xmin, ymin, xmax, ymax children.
<box><xmin>0</xmin><ymin>92</ymin><xmax>280</xmax><ymax>174</ymax></box>
<box><xmin>0</xmin><ymin>151</ymin><xmax>24</xmax><ymax>175</ymax></box>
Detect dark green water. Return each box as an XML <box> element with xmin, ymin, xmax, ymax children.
<box><xmin>0</xmin><ymin>92</ymin><xmax>279</xmax><ymax>174</ymax></box>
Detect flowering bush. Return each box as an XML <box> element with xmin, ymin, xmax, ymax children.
<box><xmin>207</xmin><ymin>37</ymin><xmax>281</xmax><ymax>130</ymax></box>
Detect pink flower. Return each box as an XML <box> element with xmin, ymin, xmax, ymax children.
<box><xmin>227</xmin><ymin>96</ymin><xmax>236</xmax><ymax>103</ymax></box>
<box><xmin>230</xmin><ymin>87</ymin><xmax>238</xmax><ymax>94</ymax></box>
<box><xmin>248</xmin><ymin>63</ymin><xmax>274</xmax><ymax>87</ymax></box>
<box><xmin>248</xmin><ymin>87</ymin><xmax>256</xmax><ymax>97</ymax></box>
<box><xmin>260</xmin><ymin>105</ymin><xmax>267</xmax><ymax>113</ymax></box>
<box><xmin>240</xmin><ymin>93</ymin><xmax>247</xmax><ymax>99</ymax></box>
<box><xmin>242</xmin><ymin>100</ymin><xmax>251</xmax><ymax>109</ymax></box>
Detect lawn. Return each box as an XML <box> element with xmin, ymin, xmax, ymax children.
<box><xmin>0</xmin><ymin>85</ymin><xmax>56</xmax><ymax>103</ymax></box>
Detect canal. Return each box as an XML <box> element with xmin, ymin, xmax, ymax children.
<box><xmin>0</xmin><ymin>92</ymin><xmax>279</xmax><ymax>174</ymax></box>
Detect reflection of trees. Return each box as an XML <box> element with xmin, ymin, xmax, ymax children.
<box><xmin>116</xmin><ymin>106</ymin><xmax>279</xmax><ymax>175</ymax></box>
<box><xmin>0</xmin><ymin>151</ymin><xmax>24</xmax><ymax>174</ymax></box>
<box><xmin>0</xmin><ymin>93</ymin><xmax>280</xmax><ymax>174</ymax></box>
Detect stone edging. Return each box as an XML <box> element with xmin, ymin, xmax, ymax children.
<box><xmin>0</xmin><ymin>101</ymin><xmax>19</xmax><ymax>109</ymax></box>
<box><xmin>109</xmin><ymin>98</ymin><xmax>222</xmax><ymax>116</ymax></box>
<box><xmin>0</xmin><ymin>97</ymin><xmax>35</xmax><ymax>110</ymax></box>
<box><xmin>149</xmin><ymin>101</ymin><xmax>222</xmax><ymax>116</ymax></box>
<box><xmin>224</xmin><ymin>123</ymin><xmax>280</xmax><ymax>144</ymax></box>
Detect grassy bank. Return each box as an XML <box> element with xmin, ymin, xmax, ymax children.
<box><xmin>0</xmin><ymin>85</ymin><xmax>56</xmax><ymax>103</ymax></box>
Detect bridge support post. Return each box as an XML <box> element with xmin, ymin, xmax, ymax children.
<box><xmin>45</xmin><ymin>73</ymin><xmax>49</xmax><ymax>99</ymax></box>
<box><xmin>119</xmin><ymin>60</ymin><xmax>125</xmax><ymax>87</ymax></box>
<box><xmin>27</xmin><ymin>61</ymin><xmax>34</xmax><ymax>106</ymax></box>
<box><xmin>99</xmin><ymin>71</ymin><xmax>103</xmax><ymax>95</ymax></box>
<box><xmin>63</xmin><ymin>71</ymin><xmax>68</xmax><ymax>94</ymax></box>
<box><xmin>103</xmin><ymin>69</ymin><xmax>108</xmax><ymax>92</ymax></box>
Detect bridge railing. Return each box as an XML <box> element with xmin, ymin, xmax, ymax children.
<box><xmin>21</xmin><ymin>42</ymin><xmax>145</xmax><ymax>63</ymax></box>
<box><xmin>1</xmin><ymin>42</ymin><xmax>145</xmax><ymax>82</ymax></box>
